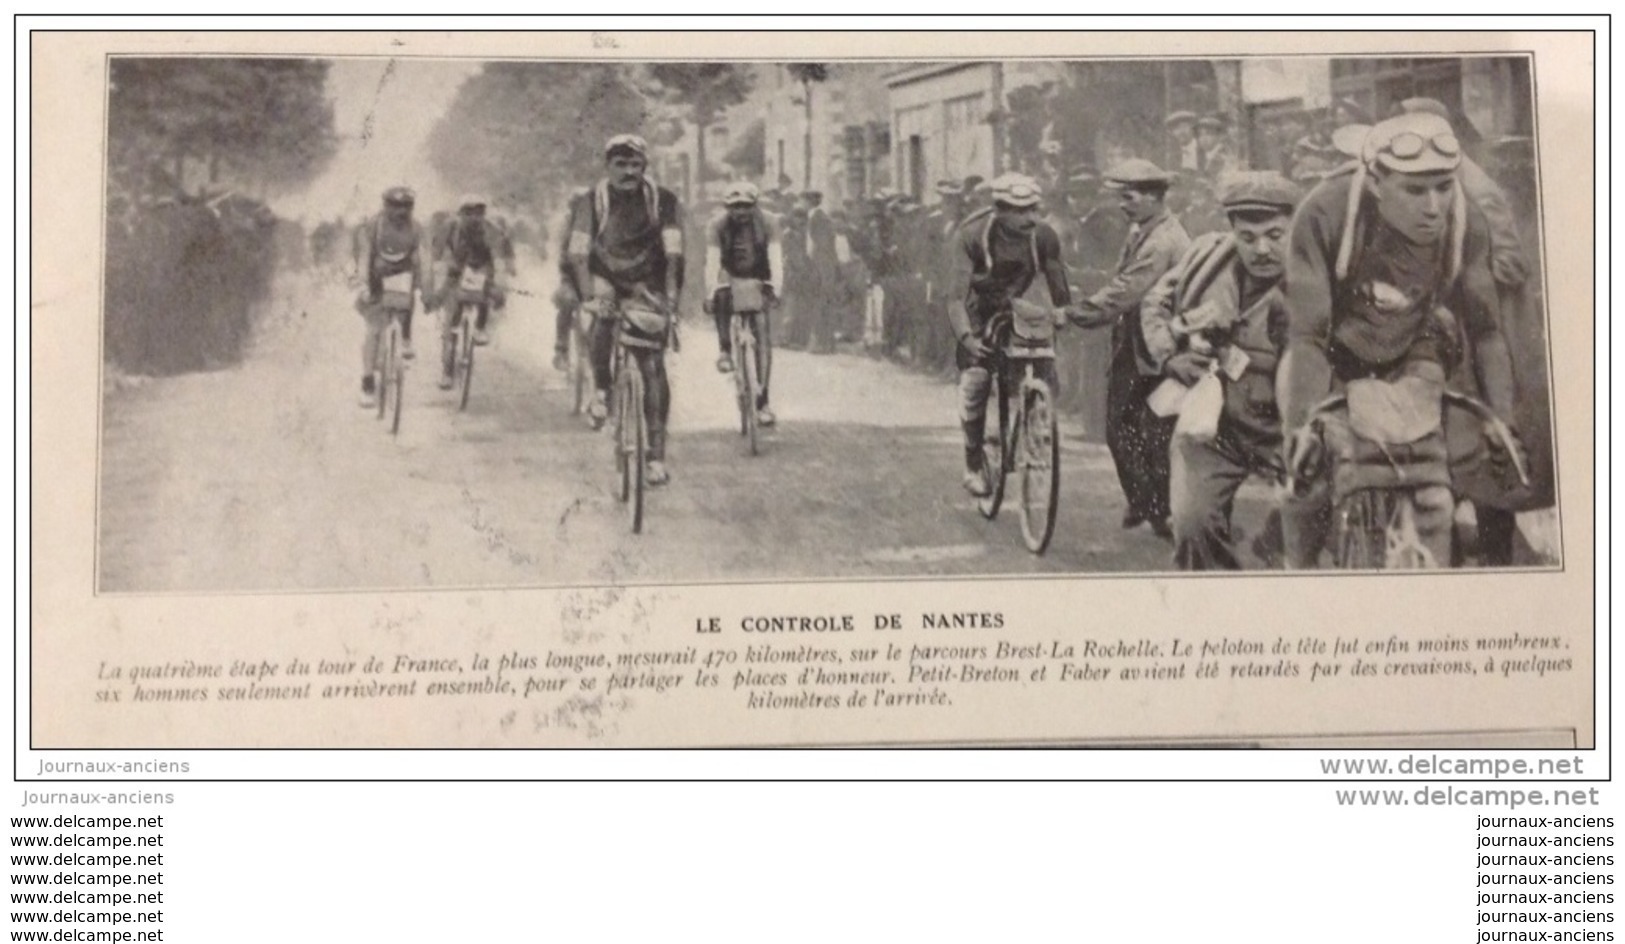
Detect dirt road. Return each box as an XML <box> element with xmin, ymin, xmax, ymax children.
<box><xmin>96</xmin><ymin>270</ymin><xmax>1278</xmax><ymax>592</ymax></box>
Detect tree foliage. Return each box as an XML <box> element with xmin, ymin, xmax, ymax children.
<box><xmin>107</xmin><ymin>58</ymin><xmax>338</xmax><ymax>202</ymax></box>
<box><xmin>643</xmin><ymin>63</ymin><xmax>755</xmax><ymax>183</ymax></box>
<box><xmin>426</xmin><ymin>62</ymin><xmax>651</xmax><ymax>217</ymax></box>
<box><xmin>644</xmin><ymin>63</ymin><xmax>755</xmax><ymax>130</ymax></box>
<box><xmin>724</xmin><ymin>117</ymin><xmax>767</xmax><ymax>178</ymax></box>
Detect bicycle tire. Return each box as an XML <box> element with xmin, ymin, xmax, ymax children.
<box><xmin>570</xmin><ymin>324</ymin><xmax>589</xmax><ymax>415</ymax></box>
<box><xmin>740</xmin><ymin>333</ymin><xmax>759</xmax><ymax>457</ymax></box>
<box><xmin>731</xmin><ymin>320</ymin><xmax>748</xmax><ymax>436</ymax></box>
<box><xmin>614</xmin><ymin>358</ymin><xmax>632</xmax><ymax>504</ymax></box>
<box><xmin>627</xmin><ymin>367</ymin><xmax>646</xmax><ymax>534</ymax></box>
<box><xmin>1017</xmin><ymin>382</ymin><xmax>1060</xmax><ymax>554</ymax></box>
<box><xmin>1334</xmin><ymin>490</ymin><xmax>1387</xmax><ymax>569</ymax></box>
<box><xmin>457</xmin><ymin>306</ymin><xmax>475</xmax><ymax>412</ymax></box>
<box><xmin>389</xmin><ymin>328</ymin><xmax>404</xmax><ymax>437</ymax></box>
<box><xmin>374</xmin><ymin>325</ymin><xmax>390</xmax><ymax>422</ymax></box>
<box><xmin>977</xmin><ymin>367</ymin><xmax>1007</xmax><ymax>519</ymax></box>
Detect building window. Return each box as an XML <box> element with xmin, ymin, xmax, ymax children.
<box><xmin>942</xmin><ymin>92</ymin><xmax>987</xmax><ymax>180</ymax></box>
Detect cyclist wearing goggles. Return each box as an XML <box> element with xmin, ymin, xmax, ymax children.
<box><xmin>1276</xmin><ymin>111</ymin><xmax>1520</xmax><ymax>569</ymax></box>
<box><xmin>704</xmin><ymin>181</ymin><xmax>784</xmax><ymax>426</ymax></box>
<box><xmin>566</xmin><ymin>134</ymin><xmax>685</xmax><ymax>485</ymax></box>
<box><xmin>349</xmin><ymin>186</ymin><xmax>428</xmax><ymax>407</ymax></box>
<box><xmin>950</xmin><ymin>173</ymin><xmax>1077</xmax><ymax>498</ymax></box>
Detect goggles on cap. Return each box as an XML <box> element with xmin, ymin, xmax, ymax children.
<box><xmin>723</xmin><ymin>182</ymin><xmax>759</xmax><ymax>206</ymax></box>
<box><xmin>1377</xmin><ymin>130</ymin><xmax>1461</xmax><ymax>162</ymax></box>
<box><xmin>604</xmin><ymin>134</ymin><xmax>649</xmax><ymax>158</ymax></box>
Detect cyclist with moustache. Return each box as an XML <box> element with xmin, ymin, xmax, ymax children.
<box><xmin>566</xmin><ymin>134</ymin><xmax>685</xmax><ymax>486</ymax></box>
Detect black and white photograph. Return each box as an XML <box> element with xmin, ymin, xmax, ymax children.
<box><xmin>94</xmin><ymin>50</ymin><xmax>1560</xmax><ymax>593</ymax></box>
<box><xmin>32</xmin><ymin>30</ymin><xmax>1593</xmax><ymax>750</ymax></box>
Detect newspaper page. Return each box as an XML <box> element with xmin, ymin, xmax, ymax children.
<box><xmin>28</xmin><ymin>29</ymin><xmax>1595</xmax><ymax>759</ymax></box>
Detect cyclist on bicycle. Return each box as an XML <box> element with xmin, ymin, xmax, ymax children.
<box><xmin>433</xmin><ymin>194</ymin><xmax>516</xmax><ymax>389</ymax></box>
<box><xmin>566</xmin><ymin>134</ymin><xmax>685</xmax><ymax>486</ymax></box>
<box><xmin>349</xmin><ymin>186</ymin><xmax>429</xmax><ymax>408</ymax></box>
<box><xmin>704</xmin><ymin>180</ymin><xmax>784</xmax><ymax>427</ymax></box>
<box><xmin>1140</xmin><ymin>171</ymin><xmax>1300</xmax><ymax>570</ymax></box>
<box><xmin>949</xmin><ymin>173</ymin><xmax>1075</xmax><ymax>498</ymax></box>
<box><xmin>1277</xmin><ymin>111</ymin><xmax>1521</xmax><ymax>568</ymax></box>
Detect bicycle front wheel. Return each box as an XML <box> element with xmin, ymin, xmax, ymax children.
<box><xmin>389</xmin><ymin>327</ymin><xmax>405</xmax><ymax>437</ymax></box>
<box><xmin>570</xmin><ymin>324</ymin><xmax>589</xmax><ymax>415</ymax></box>
<box><xmin>977</xmin><ymin>368</ymin><xmax>1007</xmax><ymax>520</ymax></box>
<box><xmin>740</xmin><ymin>335</ymin><xmax>759</xmax><ymax>457</ymax></box>
<box><xmin>457</xmin><ymin>307</ymin><xmax>476</xmax><ymax>412</ymax></box>
<box><xmin>626</xmin><ymin>367</ymin><xmax>646</xmax><ymax>534</ymax></box>
<box><xmin>1017</xmin><ymin>382</ymin><xmax>1059</xmax><ymax>554</ymax></box>
<box><xmin>375</xmin><ymin>327</ymin><xmax>390</xmax><ymax>422</ymax></box>
<box><xmin>1334</xmin><ymin>490</ymin><xmax>1391</xmax><ymax>570</ymax></box>
<box><xmin>614</xmin><ymin>361</ymin><xmax>632</xmax><ymax>504</ymax></box>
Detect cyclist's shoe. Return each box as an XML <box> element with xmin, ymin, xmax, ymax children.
<box><xmin>962</xmin><ymin>469</ymin><xmax>990</xmax><ymax>498</ymax></box>
<box><xmin>1121</xmin><ymin>511</ymin><xmax>1147</xmax><ymax>530</ymax></box>
<box><xmin>552</xmin><ymin>350</ymin><xmax>570</xmax><ymax>372</ymax></box>
<box><xmin>716</xmin><ymin>355</ymin><xmax>735</xmax><ymax>373</ymax></box>
<box><xmin>358</xmin><ymin>391</ymin><xmax>378</xmax><ymax>409</ymax></box>
<box><xmin>587</xmin><ymin>391</ymin><xmax>608</xmax><ymax>430</ymax></box>
<box><xmin>474</xmin><ymin>329</ymin><xmax>492</xmax><ymax>346</ymax></box>
<box><xmin>756</xmin><ymin>407</ymin><xmax>777</xmax><ymax>428</ymax></box>
<box><xmin>646</xmin><ymin>460</ymin><xmax>671</xmax><ymax>486</ymax></box>
<box><xmin>437</xmin><ymin>372</ymin><xmax>455</xmax><ymax>391</ymax></box>
<box><xmin>402</xmin><ymin>339</ymin><xmax>416</xmax><ymax>360</ymax></box>
<box><xmin>1149</xmin><ymin>517</ymin><xmax>1174</xmax><ymax>541</ymax></box>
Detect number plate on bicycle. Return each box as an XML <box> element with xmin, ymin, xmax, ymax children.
<box><xmin>379</xmin><ymin>272</ymin><xmax>413</xmax><ymax>309</ymax></box>
<box><xmin>729</xmin><ymin>279</ymin><xmax>766</xmax><ymax>313</ymax></box>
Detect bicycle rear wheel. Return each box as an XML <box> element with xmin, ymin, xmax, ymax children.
<box><xmin>1017</xmin><ymin>381</ymin><xmax>1060</xmax><ymax>554</ymax></box>
<box><xmin>977</xmin><ymin>368</ymin><xmax>1007</xmax><ymax>519</ymax></box>
<box><xmin>739</xmin><ymin>333</ymin><xmax>759</xmax><ymax>457</ymax></box>
<box><xmin>457</xmin><ymin>306</ymin><xmax>476</xmax><ymax>412</ymax></box>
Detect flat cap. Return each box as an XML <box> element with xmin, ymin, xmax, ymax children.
<box><xmin>935</xmin><ymin>178</ymin><xmax>962</xmax><ymax>196</ymax></box>
<box><xmin>1102</xmin><ymin>158</ymin><xmax>1172</xmax><ymax>188</ymax></box>
<box><xmin>1164</xmin><ymin>110</ymin><xmax>1197</xmax><ymax>126</ymax></box>
<box><xmin>1196</xmin><ymin>113</ymin><xmax>1229</xmax><ymax>131</ymax></box>
<box><xmin>1218</xmin><ymin>170</ymin><xmax>1301</xmax><ymax>214</ymax></box>
<box><xmin>1363</xmin><ymin>112</ymin><xmax>1462</xmax><ymax>174</ymax></box>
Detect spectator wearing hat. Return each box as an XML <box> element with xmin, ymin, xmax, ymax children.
<box><xmin>1141</xmin><ymin>171</ymin><xmax>1301</xmax><ymax>569</ymax></box>
<box><xmin>949</xmin><ymin>173</ymin><xmax>1075</xmax><ymax>497</ymax></box>
<box><xmin>1069</xmin><ymin>158</ymin><xmax>1191</xmax><ymax>535</ymax></box>
<box><xmin>921</xmin><ymin>179</ymin><xmax>971</xmax><ymax>375</ymax></box>
<box><xmin>1164</xmin><ymin>110</ymin><xmax>1200</xmax><ymax>174</ymax></box>
<box><xmin>1063</xmin><ymin>165</ymin><xmax>1129</xmax><ymax>435</ymax></box>
<box><xmin>1276</xmin><ymin>111</ymin><xmax>1523</xmax><ymax>568</ymax></box>
<box><xmin>1196</xmin><ymin>113</ymin><xmax>1237</xmax><ymax>183</ymax></box>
